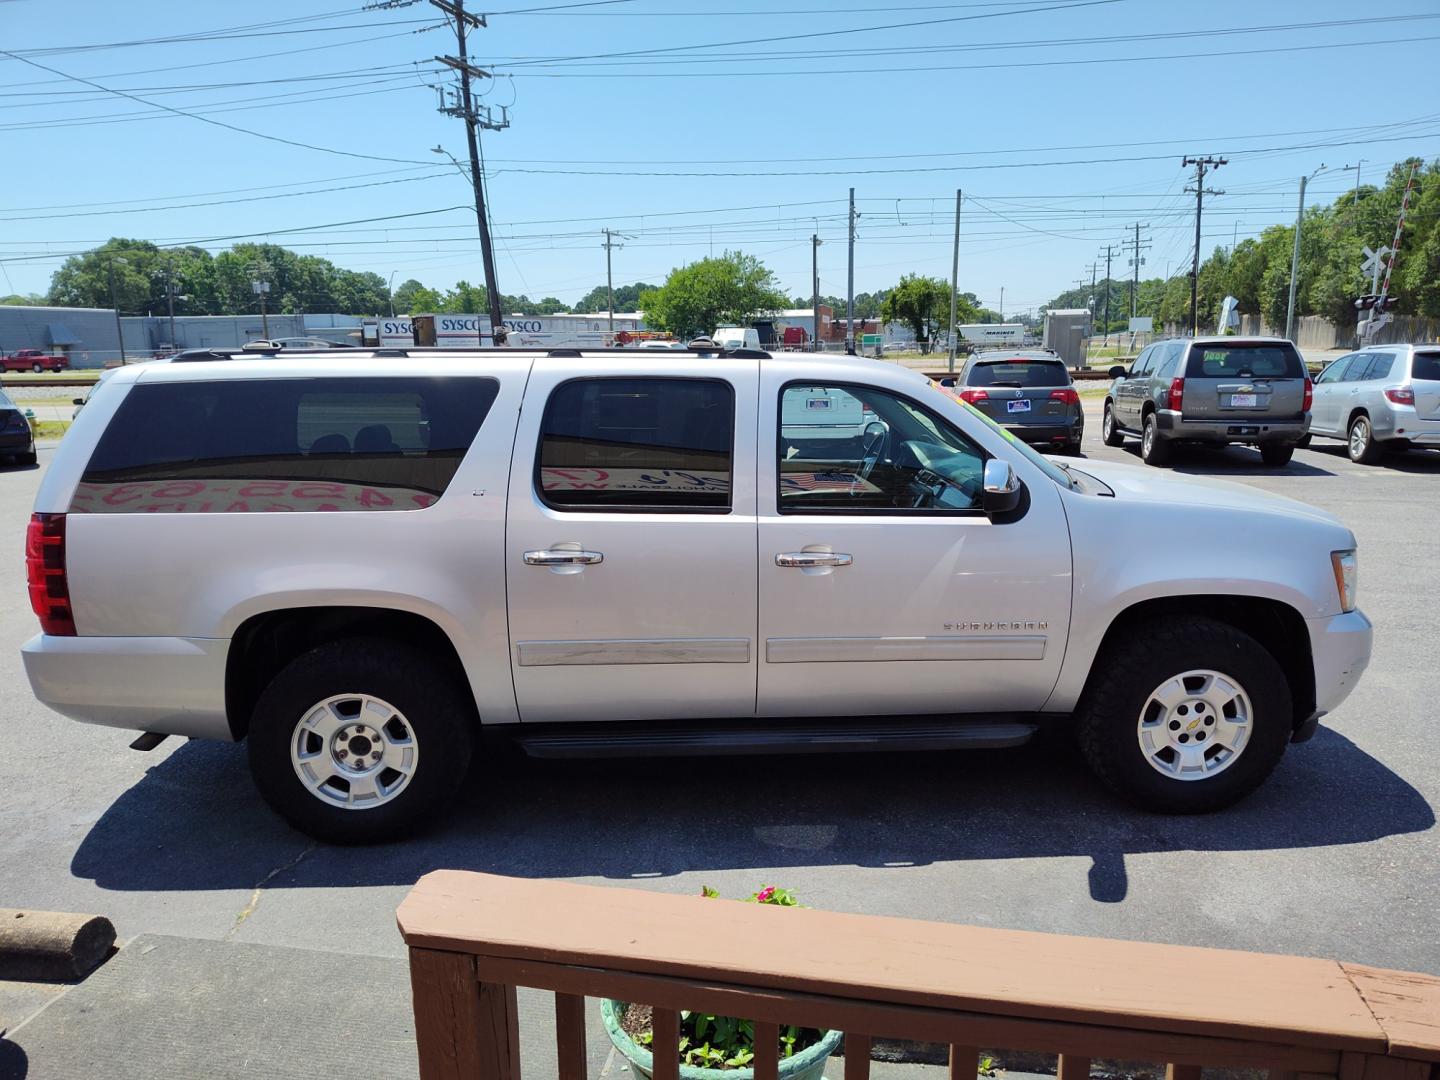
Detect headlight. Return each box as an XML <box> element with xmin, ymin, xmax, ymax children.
<box><xmin>1331</xmin><ymin>550</ymin><xmax>1357</xmax><ymax>613</ymax></box>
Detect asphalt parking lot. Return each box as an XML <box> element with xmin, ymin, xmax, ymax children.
<box><xmin>1</xmin><ymin>418</ymin><xmax>1437</xmax><ymax>1002</ymax></box>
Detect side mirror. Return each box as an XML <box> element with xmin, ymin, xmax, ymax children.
<box><xmin>1108</xmin><ymin>365</ymin><xmax>1127</xmax><ymax>379</ymax></box>
<box><xmin>939</xmin><ymin>377</ymin><xmax>956</xmax><ymax>388</ymax></box>
<box><xmin>72</xmin><ymin>397</ymin><xmax>85</xmax><ymax>406</ymax></box>
<box><xmin>982</xmin><ymin>459</ymin><xmax>1022</xmax><ymax>517</ymax></box>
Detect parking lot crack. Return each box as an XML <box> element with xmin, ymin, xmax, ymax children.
<box><xmin>225</xmin><ymin>843</ymin><xmax>317</xmax><ymax>941</ymax></box>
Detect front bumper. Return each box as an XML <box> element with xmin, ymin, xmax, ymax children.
<box><xmin>1306</xmin><ymin>609</ymin><xmax>1373</xmax><ymax>718</ymax></box>
<box><xmin>21</xmin><ymin>633</ymin><xmax>234</xmax><ymax>740</ymax></box>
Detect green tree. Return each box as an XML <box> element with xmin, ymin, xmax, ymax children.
<box><xmin>404</xmin><ymin>286</ymin><xmax>444</xmax><ymax>314</ymax></box>
<box><xmin>392</xmin><ymin>279</ymin><xmax>427</xmax><ymax>313</ymax></box>
<box><xmin>571</xmin><ymin>281</ymin><xmax>655</xmax><ymax>314</ymax></box>
<box><xmin>638</xmin><ymin>252</ymin><xmax>788</xmax><ymax>337</ymax></box>
<box><xmin>3</xmin><ymin>292</ymin><xmax>46</xmax><ymax>305</ymax></box>
<box><xmin>881</xmin><ymin>274</ymin><xmax>973</xmax><ymax>352</ymax></box>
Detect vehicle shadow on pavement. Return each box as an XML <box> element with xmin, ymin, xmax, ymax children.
<box><xmin>1304</xmin><ymin>444</ymin><xmax>1440</xmax><ymax>474</ymax></box>
<box><xmin>1119</xmin><ymin>443</ymin><xmax>1338</xmax><ymax>477</ymax></box>
<box><xmin>70</xmin><ymin>726</ymin><xmax>1432</xmax><ymax>905</ymax></box>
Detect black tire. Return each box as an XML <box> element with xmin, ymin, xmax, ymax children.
<box><xmin>1259</xmin><ymin>443</ymin><xmax>1294</xmax><ymax>467</ymax></box>
<box><xmin>1295</xmin><ymin>433</ymin><xmax>1312</xmax><ymax>449</ymax></box>
<box><xmin>247</xmin><ymin>637</ymin><xmax>474</xmax><ymax>843</ymax></box>
<box><xmin>1062</xmin><ymin>439</ymin><xmax>1084</xmax><ymax>457</ymax></box>
<box><xmin>1075</xmin><ymin>616</ymin><xmax>1293</xmax><ymax>813</ymax></box>
<box><xmin>1101</xmin><ymin>402</ymin><xmax>1126</xmax><ymax>446</ymax></box>
<box><xmin>1140</xmin><ymin>411</ymin><xmax>1172</xmax><ymax>466</ymax></box>
<box><xmin>18</xmin><ymin>450</ymin><xmax>37</xmax><ymax>466</ymax></box>
<box><xmin>1347</xmin><ymin>413</ymin><xmax>1384</xmax><ymax>465</ymax></box>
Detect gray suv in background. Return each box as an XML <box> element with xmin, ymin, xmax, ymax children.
<box><xmin>1102</xmin><ymin>337</ymin><xmax>1311</xmax><ymax>467</ymax></box>
<box><xmin>1305</xmin><ymin>344</ymin><xmax>1440</xmax><ymax>464</ymax></box>
<box><xmin>954</xmin><ymin>350</ymin><xmax>1083</xmax><ymax>455</ymax></box>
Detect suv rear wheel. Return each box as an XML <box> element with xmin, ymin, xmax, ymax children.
<box><xmin>1101</xmin><ymin>402</ymin><xmax>1125</xmax><ymax>446</ymax></box>
<box><xmin>1348</xmin><ymin>414</ymin><xmax>1385</xmax><ymax>465</ymax></box>
<box><xmin>1259</xmin><ymin>443</ymin><xmax>1294</xmax><ymax>467</ymax></box>
<box><xmin>1140</xmin><ymin>412</ymin><xmax>1172</xmax><ymax>466</ymax></box>
<box><xmin>247</xmin><ymin>637</ymin><xmax>473</xmax><ymax>843</ymax></box>
<box><xmin>1076</xmin><ymin>616</ymin><xmax>1292</xmax><ymax>813</ymax></box>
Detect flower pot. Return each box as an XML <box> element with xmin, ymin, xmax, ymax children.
<box><xmin>601</xmin><ymin>999</ymin><xmax>843</xmax><ymax>1080</ymax></box>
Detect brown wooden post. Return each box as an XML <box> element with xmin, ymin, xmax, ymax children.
<box><xmin>651</xmin><ymin>1007</ymin><xmax>680</xmax><ymax>1080</ymax></box>
<box><xmin>554</xmin><ymin>992</ymin><xmax>586</xmax><ymax>1080</ymax></box>
<box><xmin>753</xmin><ymin>1021</ymin><xmax>780</xmax><ymax>1080</ymax></box>
<box><xmin>1059</xmin><ymin>1055</ymin><xmax>1092</xmax><ymax>1080</ymax></box>
<box><xmin>950</xmin><ymin>1044</ymin><xmax>979</xmax><ymax>1079</ymax></box>
<box><xmin>844</xmin><ymin>1033</ymin><xmax>873</xmax><ymax>1080</ymax></box>
<box><xmin>1167</xmin><ymin>1065</ymin><xmax>1203</xmax><ymax>1080</ymax></box>
<box><xmin>409</xmin><ymin>947</ymin><xmax>521</xmax><ymax>1080</ymax></box>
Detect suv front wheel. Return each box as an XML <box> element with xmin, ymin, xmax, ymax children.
<box><xmin>247</xmin><ymin>637</ymin><xmax>474</xmax><ymax>843</ymax></box>
<box><xmin>1075</xmin><ymin>616</ymin><xmax>1292</xmax><ymax>813</ymax></box>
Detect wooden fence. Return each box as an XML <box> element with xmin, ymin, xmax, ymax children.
<box><xmin>397</xmin><ymin>871</ymin><xmax>1440</xmax><ymax>1080</ymax></box>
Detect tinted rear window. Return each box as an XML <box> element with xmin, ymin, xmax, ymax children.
<box><xmin>966</xmin><ymin>360</ymin><xmax>1069</xmax><ymax>387</ymax></box>
<box><xmin>1413</xmin><ymin>352</ymin><xmax>1440</xmax><ymax>381</ymax></box>
<box><xmin>1187</xmin><ymin>344</ymin><xmax>1304</xmax><ymax>379</ymax></box>
<box><xmin>73</xmin><ymin>376</ymin><xmax>497</xmax><ymax>513</ymax></box>
<box><xmin>538</xmin><ymin>377</ymin><xmax>733</xmax><ymax>511</ymax></box>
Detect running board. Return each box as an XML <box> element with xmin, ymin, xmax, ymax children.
<box><xmin>512</xmin><ymin>717</ymin><xmax>1039</xmax><ymax>760</ymax></box>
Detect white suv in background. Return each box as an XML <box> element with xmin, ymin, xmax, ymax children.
<box><xmin>23</xmin><ymin>347</ymin><xmax>1371</xmax><ymax>842</ymax></box>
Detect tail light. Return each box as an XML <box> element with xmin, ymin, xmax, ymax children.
<box><xmin>1303</xmin><ymin>377</ymin><xmax>1314</xmax><ymax>412</ymax></box>
<box><xmin>25</xmin><ymin>513</ymin><xmax>74</xmax><ymax>636</ymax></box>
<box><xmin>1166</xmin><ymin>377</ymin><xmax>1185</xmax><ymax>411</ymax></box>
<box><xmin>1049</xmin><ymin>388</ymin><xmax>1080</xmax><ymax>405</ymax></box>
<box><xmin>959</xmin><ymin>389</ymin><xmax>989</xmax><ymax>404</ymax></box>
<box><xmin>1384</xmin><ymin>386</ymin><xmax>1416</xmax><ymax>405</ymax></box>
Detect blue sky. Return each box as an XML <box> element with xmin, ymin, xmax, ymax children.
<box><xmin>3</xmin><ymin>0</ymin><xmax>1439</xmax><ymax>315</ymax></box>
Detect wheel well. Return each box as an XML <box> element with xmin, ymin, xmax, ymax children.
<box><xmin>225</xmin><ymin>607</ymin><xmax>471</xmax><ymax>740</ymax></box>
<box><xmin>1346</xmin><ymin>406</ymin><xmax>1370</xmax><ymax>430</ymax></box>
<box><xmin>1090</xmin><ymin>596</ymin><xmax>1316</xmax><ymax>730</ymax></box>
<box><xmin>1141</xmin><ymin>399</ymin><xmax>1156</xmax><ymax>416</ymax></box>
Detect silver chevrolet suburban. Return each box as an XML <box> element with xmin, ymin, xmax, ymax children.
<box><xmin>23</xmin><ymin>346</ymin><xmax>1370</xmax><ymax>842</ymax></box>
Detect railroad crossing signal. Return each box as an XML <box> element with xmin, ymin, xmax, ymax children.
<box><xmin>1360</xmin><ymin>245</ymin><xmax>1391</xmax><ymax>279</ymax></box>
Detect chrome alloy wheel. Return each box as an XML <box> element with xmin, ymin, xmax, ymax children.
<box><xmin>1135</xmin><ymin>669</ymin><xmax>1251</xmax><ymax>781</ymax></box>
<box><xmin>1142</xmin><ymin>417</ymin><xmax>1155</xmax><ymax>456</ymax></box>
<box><xmin>1102</xmin><ymin>407</ymin><xmax>1114</xmax><ymax>440</ymax></box>
<box><xmin>1349</xmin><ymin>417</ymin><xmax>1370</xmax><ymax>460</ymax></box>
<box><xmin>289</xmin><ymin>694</ymin><xmax>419</xmax><ymax>809</ymax></box>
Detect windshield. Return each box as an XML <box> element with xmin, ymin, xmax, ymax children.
<box><xmin>966</xmin><ymin>360</ymin><xmax>1069</xmax><ymax>388</ymax></box>
<box><xmin>1187</xmin><ymin>343</ymin><xmax>1304</xmax><ymax>379</ymax></box>
<box><xmin>931</xmin><ymin>381</ymin><xmax>1074</xmax><ymax>490</ymax></box>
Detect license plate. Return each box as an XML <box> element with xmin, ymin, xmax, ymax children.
<box><xmin>1229</xmin><ymin>393</ymin><xmax>1258</xmax><ymax>407</ymax></box>
<box><xmin>1006</xmin><ymin>399</ymin><xmax>1032</xmax><ymax>414</ymax></box>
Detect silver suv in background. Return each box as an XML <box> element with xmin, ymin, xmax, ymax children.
<box><xmin>953</xmin><ymin>350</ymin><xmax>1083</xmax><ymax>455</ymax></box>
<box><xmin>1102</xmin><ymin>337</ymin><xmax>1311</xmax><ymax>467</ymax></box>
<box><xmin>1305</xmin><ymin>344</ymin><xmax>1440</xmax><ymax>464</ymax></box>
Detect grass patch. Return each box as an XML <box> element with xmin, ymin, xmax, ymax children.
<box><xmin>0</xmin><ymin>370</ymin><xmax>101</xmax><ymax>385</ymax></box>
<box><xmin>32</xmin><ymin>420</ymin><xmax>71</xmax><ymax>440</ymax></box>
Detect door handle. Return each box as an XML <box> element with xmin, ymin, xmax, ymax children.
<box><xmin>776</xmin><ymin>551</ymin><xmax>853</xmax><ymax>568</ymax></box>
<box><xmin>524</xmin><ymin>549</ymin><xmax>604</xmax><ymax>566</ymax></box>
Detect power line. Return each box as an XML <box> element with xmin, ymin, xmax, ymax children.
<box><xmin>0</xmin><ymin>47</ymin><xmax>440</xmax><ymax>165</ymax></box>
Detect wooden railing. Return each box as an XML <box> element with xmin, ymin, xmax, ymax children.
<box><xmin>396</xmin><ymin>871</ymin><xmax>1440</xmax><ymax>1080</ymax></box>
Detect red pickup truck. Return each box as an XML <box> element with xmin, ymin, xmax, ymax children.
<box><xmin>2</xmin><ymin>349</ymin><xmax>69</xmax><ymax>373</ymax></box>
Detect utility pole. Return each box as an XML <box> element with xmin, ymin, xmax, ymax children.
<box><xmin>1285</xmin><ymin>167</ymin><xmax>1326</xmax><ymax>342</ymax></box>
<box><xmin>252</xmin><ymin>278</ymin><xmax>271</xmax><ymax>339</ymax></box>
<box><xmin>812</xmin><ymin>233</ymin><xmax>822</xmax><ymax>354</ymax></box>
<box><xmin>602</xmin><ymin>228</ymin><xmax>624</xmax><ymax>338</ymax></box>
<box><xmin>165</xmin><ymin>257</ymin><xmax>184</xmax><ymax>350</ymax></box>
<box><xmin>947</xmin><ymin>189</ymin><xmax>961</xmax><ymax>372</ymax></box>
<box><xmin>1084</xmin><ymin>261</ymin><xmax>1099</xmax><ymax>362</ymax></box>
<box><xmin>1183</xmin><ymin>155</ymin><xmax>1226</xmax><ymax>336</ymax></box>
<box><xmin>998</xmin><ymin>286</ymin><xmax>1004</xmax><ymax>323</ymax></box>
<box><xmin>1127</xmin><ymin>222</ymin><xmax>1150</xmax><ymax>319</ymax></box>
<box><xmin>434</xmin><ymin>0</ymin><xmax>509</xmax><ymax>344</ymax></box>
<box><xmin>846</xmin><ymin>187</ymin><xmax>856</xmax><ymax>355</ymax></box>
<box><xmin>107</xmin><ymin>256</ymin><xmax>127</xmax><ymax>364</ymax></box>
<box><xmin>1101</xmin><ymin>245</ymin><xmax>1113</xmax><ymax>346</ymax></box>
<box><xmin>1344</xmin><ymin>160</ymin><xmax>1364</xmax><ymax>221</ymax></box>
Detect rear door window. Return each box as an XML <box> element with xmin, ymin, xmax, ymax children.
<box><xmin>966</xmin><ymin>360</ymin><xmax>1069</xmax><ymax>387</ymax></box>
<box><xmin>1360</xmin><ymin>354</ymin><xmax>1395</xmax><ymax>381</ymax></box>
<box><xmin>537</xmin><ymin>377</ymin><xmax>733</xmax><ymax>512</ymax></box>
<box><xmin>73</xmin><ymin>376</ymin><xmax>497</xmax><ymax>513</ymax></box>
<box><xmin>1187</xmin><ymin>343</ymin><xmax>1304</xmax><ymax>379</ymax></box>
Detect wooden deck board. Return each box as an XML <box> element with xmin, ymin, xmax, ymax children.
<box><xmin>396</xmin><ymin>871</ymin><xmax>1388</xmax><ymax>1053</ymax></box>
<box><xmin>1342</xmin><ymin>965</ymin><xmax>1440</xmax><ymax>1064</ymax></box>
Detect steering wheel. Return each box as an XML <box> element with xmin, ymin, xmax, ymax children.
<box><xmin>857</xmin><ymin>420</ymin><xmax>890</xmax><ymax>480</ymax></box>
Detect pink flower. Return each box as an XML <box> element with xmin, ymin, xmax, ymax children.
<box><xmin>755</xmin><ymin>887</ymin><xmax>775</xmax><ymax>903</ymax></box>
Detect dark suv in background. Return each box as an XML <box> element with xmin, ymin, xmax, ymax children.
<box><xmin>1101</xmin><ymin>337</ymin><xmax>1311</xmax><ymax>467</ymax></box>
<box><xmin>953</xmin><ymin>349</ymin><xmax>1083</xmax><ymax>455</ymax></box>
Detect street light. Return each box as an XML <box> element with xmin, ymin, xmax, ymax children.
<box><xmin>388</xmin><ymin>270</ymin><xmax>398</xmax><ymax>317</ymax></box>
<box><xmin>107</xmin><ymin>256</ymin><xmax>128</xmax><ymax>363</ymax></box>
<box><xmin>1285</xmin><ymin>164</ymin><xmax>1330</xmax><ymax>342</ymax></box>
